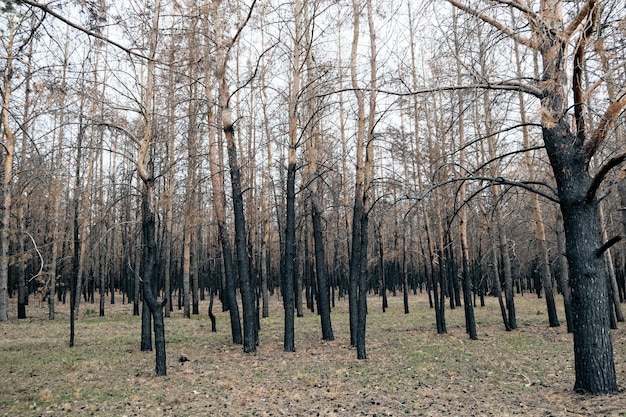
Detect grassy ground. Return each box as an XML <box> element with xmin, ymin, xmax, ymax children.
<box><xmin>1</xmin><ymin>291</ymin><xmax>625</xmax><ymax>416</ymax></box>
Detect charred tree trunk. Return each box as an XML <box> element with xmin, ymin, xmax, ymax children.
<box><xmin>140</xmin><ymin>182</ymin><xmax>167</xmax><ymax>375</ymax></box>
<box><xmin>312</xmin><ymin>197</ymin><xmax>334</xmax><ymax>341</ymax></box>
<box><xmin>224</xmin><ymin>107</ymin><xmax>257</xmax><ymax>353</ymax></box>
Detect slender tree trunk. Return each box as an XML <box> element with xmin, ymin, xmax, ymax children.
<box><xmin>453</xmin><ymin>6</ymin><xmax>476</xmax><ymax>338</ymax></box>
<box><xmin>212</xmin><ymin>6</ymin><xmax>258</xmax><ymax>349</ymax></box>
<box><xmin>377</xmin><ymin>225</ymin><xmax>387</xmax><ymax>313</ymax></box>
<box><xmin>223</xmin><ymin>106</ymin><xmax>257</xmax><ymax>353</ymax></box>
<box><xmin>496</xmin><ymin>207</ymin><xmax>516</xmax><ymax>330</ymax></box>
<box><xmin>162</xmin><ymin>46</ymin><xmax>176</xmax><ymax>318</ymax></box>
<box><xmin>555</xmin><ymin>210</ymin><xmax>573</xmax><ymax>332</ymax></box>
<box><xmin>260</xmin><ymin>74</ymin><xmax>273</xmax><ymax>319</ymax></box>
<box><xmin>312</xmin><ymin>197</ymin><xmax>333</xmax><ymax>341</ymax></box>
<box><xmin>136</xmin><ymin>0</ymin><xmax>166</xmax><ymax>375</ymax></box>
<box><xmin>203</xmin><ymin>0</ymin><xmax>243</xmax><ymax>345</ymax></box>
<box><xmin>282</xmin><ymin>0</ymin><xmax>304</xmax><ymax>352</ymax></box>
<box><xmin>348</xmin><ymin>0</ymin><xmax>366</xmax><ymax>351</ymax></box>
<box><xmin>141</xmin><ymin>297</ymin><xmax>152</xmax><ymax>351</ymax></box>
<box><xmin>599</xmin><ymin>203</ymin><xmax>624</xmax><ymax>323</ymax></box>
<box><xmin>489</xmin><ymin>212</ymin><xmax>510</xmax><ymax>331</ymax></box>
<box><xmin>402</xmin><ymin>233</ymin><xmax>409</xmax><ymax>314</ymax></box>
<box><xmin>0</xmin><ymin>27</ymin><xmax>16</xmax><ymax>322</ymax></box>
<box><xmin>355</xmin><ymin>0</ymin><xmax>378</xmax><ymax>360</ymax></box>
<box><xmin>512</xmin><ymin>33</ymin><xmax>560</xmax><ymax>327</ymax></box>
<box><xmin>480</xmin><ymin>72</ymin><xmax>516</xmax><ymax>330</ymax></box>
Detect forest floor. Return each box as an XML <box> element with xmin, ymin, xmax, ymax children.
<box><xmin>1</xmin><ymin>291</ymin><xmax>625</xmax><ymax>416</ymax></box>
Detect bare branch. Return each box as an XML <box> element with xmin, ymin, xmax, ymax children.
<box><xmin>596</xmin><ymin>236</ymin><xmax>622</xmax><ymax>258</ymax></box>
<box><xmin>20</xmin><ymin>0</ymin><xmax>152</xmax><ymax>61</ymax></box>
<box><xmin>586</xmin><ymin>151</ymin><xmax>626</xmax><ymax>203</ymax></box>
<box><xmin>582</xmin><ymin>63</ymin><xmax>624</xmax><ymax>102</ymax></box>
<box><xmin>414</xmin><ymin>175</ymin><xmax>559</xmax><ymax>204</ymax></box>
<box><xmin>472</xmin><ymin>145</ymin><xmax>546</xmax><ymax>174</ymax></box>
<box><xmin>583</xmin><ymin>92</ymin><xmax>626</xmax><ymax>162</ymax></box>
<box><xmin>564</xmin><ymin>0</ymin><xmax>599</xmax><ymax>41</ymax></box>
<box><xmin>229</xmin><ymin>41</ymin><xmax>279</xmax><ymax>103</ymax></box>
<box><xmin>24</xmin><ymin>231</ymin><xmax>44</xmax><ymax>283</ymax></box>
<box><xmin>316</xmin><ymin>81</ymin><xmax>542</xmax><ymax>100</ymax></box>
<box><xmin>446</xmin><ymin>0</ymin><xmax>537</xmax><ymax>49</ymax></box>
<box><xmin>91</xmin><ymin>121</ymin><xmax>140</xmax><ymax>145</ymax></box>
<box><xmin>231</xmin><ymin>0</ymin><xmax>257</xmax><ymax>46</ymax></box>
<box><xmin>573</xmin><ymin>4</ymin><xmax>599</xmax><ymax>146</ymax></box>
<box><xmin>491</xmin><ymin>0</ymin><xmax>537</xmax><ymax>18</ymax></box>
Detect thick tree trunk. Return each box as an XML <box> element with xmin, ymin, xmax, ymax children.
<box><xmin>544</xmin><ymin>123</ymin><xmax>616</xmax><ymax>392</ymax></box>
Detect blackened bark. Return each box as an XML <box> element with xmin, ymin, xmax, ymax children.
<box><xmin>402</xmin><ymin>266</ymin><xmax>409</xmax><ymax>314</ymax></box>
<box><xmin>16</xmin><ymin>219</ymin><xmax>27</xmax><ymax>319</ymax></box>
<box><xmin>312</xmin><ymin>198</ymin><xmax>334</xmax><ymax>341</ymax></box>
<box><xmin>284</xmin><ymin>156</ymin><xmax>296</xmax><ymax>352</ymax></box>
<box><xmin>544</xmin><ymin>124</ymin><xmax>616</xmax><ymax>393</ymax></box>
<box><xmin>208</xmin><ymin>291</ymin><xmax>217</xmax><ymax>332</ymax></box>
<box><xmin>262</xmin><ymin>241</ymin><xmax>270</xmax><ymax>318</ymax></box>
<box><xmin>438</xmin><ymin>259</ymin><xmax>447</xmax><ymax>333</ymax></box>
<box><xmin>70</xmin><ymin>126</ymin><xmax>82</xmax><ymax>347</ymax></box>
<box><xmin>348</xmin><ymin>199</ymin><xmax>362</xmax><ymax>347</ymax></box>
<box><xmin>141</xmin><ymin>298</ymin><xmax>152</xmax><ymax>351</ymax></box>
<box><xmin>377</xmin><ymin>227</ymin><xmax>387</xmax><ymax>313</ymax></box>
<box><xmin>356</xmin><ymin>213</ymin><xmax>369</xmax><ymax>360</ymax></box>
<box><xmin>461</xmin><ymin>250</ymin><xmax>477</xmax><ymax>339</ymax></box>
<box><xmin>433</xmin><ymin>249</ymin><xmax>447</xmax><ymax>334</ymax></box>
<box><xmin>533</xmin><ymin>213</ymin><xmax>560</xmax><ymax>326</ymax></box>
<box><xmin>402</xmin><ymin>235</ymin><xmax>409</xmax><ymax>315</ymax></box>
<box><xmin>619</xmin><ymin>179</ymin><xmax>626</xmax><ymax>246</ymax></box>
<box><xmin>496</xmin><ymin>211</ymin><xmax>516</xmax><ymax>330</ymax></box>
<box><xmin>555</xmin><ymin>211</ymin><xmax>574</xmax><ymax>333</ymax></box>
<box><xmin>225</xmin><ymin>121</ymin><xmax>257</xmax><ymax>353</ymax></box>
<box><xmin>218</xmin><ymin>216</ymin><xmax>242</xmax><ymax>344</ymax></box>
<box><xmin>541</xmin><ymin>254</ymin><xmax>560</xmax><ymax>327</ymax></box>
<box><xmin>141</xmin><ymin>183</ymin><xmax>166</xmax><ymax>376</ymax></box>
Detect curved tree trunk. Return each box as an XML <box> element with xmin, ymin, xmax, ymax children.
<box><xmin>136</xmin><ymin>0</ymin><xmax>166</xmax><ymax>376</ymax></box>
<box><xmin>140</xmin><ymin>183</ymin><xmax>166</xmax><ymax>375</ymax></box>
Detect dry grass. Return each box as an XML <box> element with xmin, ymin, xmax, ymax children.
<box><xmin>1</xmin><ymin>292</ymin><xmax>625</xmax><ymax>416</ymax></box>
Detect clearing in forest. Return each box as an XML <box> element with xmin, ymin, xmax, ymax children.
<box><xmin>0</xmin><ymin>293</ymin><xmax>625</xmax><ymax>416</ymax></box>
